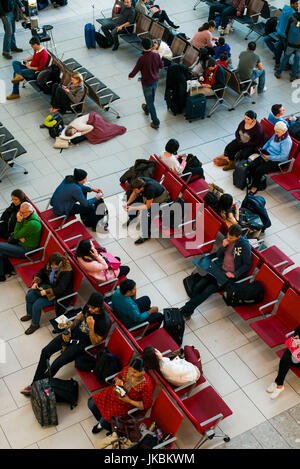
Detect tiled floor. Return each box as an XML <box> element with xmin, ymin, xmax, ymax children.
<box><xmin>0</xmin><ymin>0</ymin><xmax>300</xmax><ymax>449</ymax></box>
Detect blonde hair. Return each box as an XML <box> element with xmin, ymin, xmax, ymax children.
<box><xmin>71</xmin><ymin>72</ymin><xmax>83</xmax><ymax>85</ymax></box>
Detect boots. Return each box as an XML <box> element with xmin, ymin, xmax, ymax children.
<box><xmin>222</xmin><ymin>160</ymin><xmax>236</xmax><ymax>171</ymax></box>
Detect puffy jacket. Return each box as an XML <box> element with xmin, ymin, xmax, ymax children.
<box><xmin>276</xmin><ymin>4</ymin><xmax>297</xmax><ymax>38</ymax></box>
<box><xmin>13</xmin><ymin>212</ymin><xmax>41</xmax><ymax>250</ymax></box>
<box><xmin>120</xmin><ymin>159</ymin><xmax>157</xmax><ymax>184</ymax></box>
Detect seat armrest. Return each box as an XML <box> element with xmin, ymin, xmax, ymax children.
<box><xmin>259</xmin><ymin>299</ymin><xmax>278</xmax><ymax>313</ymax></box>
<box><xmin>235</xmin><ymin>274</ymin><xmax>254</xmax><ymax>284</ymax></box>
<box><xmin>153</xmin><ymin>437</ymin><xmax>177</xmax><ymax>449</ymax></box>
<box><xmin>197</xmin><ymin>239</ymin><xmax>216</xmax><ymax>249</ymax></box>
<box><xmin>57</xmin><ymin>291</ymin><xmax>78</xmax><ymax>310</ymax></box>
<box><xmin>198</xmin><ymin>413</ymin><xmax>223</xmax><ymax>427</ymax></box>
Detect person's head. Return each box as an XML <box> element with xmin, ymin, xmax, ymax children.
<box><xmin>11</xmin><ymin>189</ymin><xmax>26</xmax><ymax>206</ymax></box>
<box><xmin>247</xmin><ymin>41</ymin><xmax>256</xmax><ymax>51</ymax></box>
<box><xmin>294</xmin><ymin>325</ymin><xmax>300</xmax><ymax>339</ymax></box>
<box><xmin>131</xmin><ymin>178</ymin><xmax>146</xmax><ymax>193</ymax></box>
<box><xmin>141</xmin><ymin>37</ymin><xmax>153</xmax><ymax>51</ymax></box>
<box><xmin>217</xmin><ymin>193</ymin><xmax>233</xmax><ymax>215</ymax></box>
<box><xmin>73</xmin><ymin>168</ymin><xmax>88</xmax><ymax>184</ymax></box>
<box><xmin>219</xmin><ymin>52</ymin><xmax>228</xmax><ymax>62</ymax></box>
<box><xmin>71</xmin><ymin>72</ymin><xmax>83</xmax><ymax>86</ymax></box>
<box><xmin>165</xmin><ymin>138</ymin><xmax>180</xmax><ymax>155</ymax></box>
<box><xmin>291</xmin><ymin>0</ymin><xmax>298</xmax><ymax>10</ymax></box>
<box><xmin>19</xmin><ymin>202</ymin><xmax>34</xmax><ymax>218</ymax></box>
<box><xmin>218</xmin><ymin>36</ymin><xmax>225</xmax><ymax>46</ymax></box>
<box><xmin>29</xmin><ymin>37</ymin><xmax>41</xmax><ymax>51</ymax></box>
<box><xmin>142</xmin><ymin>346</ymin><xmax>162</xmax><ymax>373</ymax></box>
<box><xmin>87</xmin><ymin>292</ymin><xmax>104</xmax><ymax>315</ymax></box>
<box><xmin>207</xmin><ymin>58</ymin><xmax>216</xmax><ymax>70</ymax></box>
<box><xmin>119</xmin><ymin>279</ymin><xmax>136</xmax><ymax>297</ymax></box>
<box><xmin>208</xmin><ymin>19</ymin><xmax>215</xmax><ymax>31</ymax></box>
<box><xmin>199</xmin><ymin>20</ymin><xmax>215</xmax><ymax>32</ymax></box>
<box><xmin>274</xmin><ymin>120</ymin><xmax>288</xmax><ymax>137</ymax></box>
<box><xmin>227</xmin><ymin>223</ymin><xmax>242</xmax><ymax>242</ymax></box>
<box><xmin>75</xmin><ymin>239</ymin><xmax>93</xmax><ymax>259</ymax></box>
<box><xmin>271</xmin><ymin>104</ymin><xmax>285</xmax><ymax>117</ymax></box>
<box><xmin>48</xmin><ymin>252</ymin><xmax>64</xmax><ymax>269</ymax></box>
<box><xmin>128</xmin><ymin>357</ymin><xmax>145</xmax><ymax>380</ymax></box>
<box><xmin>244</xmin><ymin>110</ymin><xmax>257</xmax><ymax>125</ymax></box>
<box><xmin>124</xmin><ymin>0</ymin><xmax>132</xmax><ymax>7</ymax></box>
<box><xmin>65</xmin><ymin>126</ymin><xmax>77</xmax><ymax>137</ymax></box>
<box><xmin>152</xmin><ymin>39</ymin><xmax>161</xmax><ymax>51</ymax></box>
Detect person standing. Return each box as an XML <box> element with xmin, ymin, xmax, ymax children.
<box><xmin>0</xmin><ymin>0</ymin><xmax>25</xmax><ymax>59</ymax></box>
<box><xmin>274</xmin><ymin>10</ymin><xmax>300</xmax><ymax>82</ymax></box>
<box><xmin>273</xmin><ymin>0</ymin><xmax>298</xmax><ymax>70</ymax></box>
<box><xmin>128</xmin><ymin>37</ymin><xmax>164</xmax><ymax>129</ymax></box>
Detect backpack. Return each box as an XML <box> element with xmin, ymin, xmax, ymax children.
<box><xmin>36</xmin><ymin>64</ymin><xmax>60</xmax><ymax>94</ymax></box>
<box><xmin>95</xmin><ymin>31</ymin><xmax>113</xmax><ymax>48</ymax></box>
<box><xmin>223</xmin><ymin>281</ymin><xmax>264</xmax><ymax>306</ymax></box>
<box><xmin>264</xmin><ymin>17</ymin><xmax>277</xmax><ymax>35</ymax></box>
<box><xmin>93</xmin><ymin>347</ymin><xmax>122</xmax><ymax>384</ymax></box>
<box><xmin>203</xmin><ymin>191</ymin><xmax>219</xmax><ymax>211</ymax></box>
<box><xmin>241</xmin><ymin>193</ymin><xmax>271</xmax><ymax>231</ymax></box>
<box><xmin>289</xmin><ymin>121</ymin><xmax>300</xmax><ymax>141</ymax></box>
<box><xmin>287</xmin><ymin>16</ymin><xmax>300</xmax><ymax>48</ymax></box>
<box><xmin>44</xmin><ymin>114</ymin><xmax>64</xmax><ymax>138</ymax></box>
<box><xmin>50</xmin><ymin>378</ymin><xmax>78</xmax><ymax>410</ymax></box>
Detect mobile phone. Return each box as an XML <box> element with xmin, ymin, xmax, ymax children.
<box><xmin>236</xmin><ymin>201</ymin><xmax>241</xmax><ymax>207</ymax></box>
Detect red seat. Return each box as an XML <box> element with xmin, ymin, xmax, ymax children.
<box><xmin>40</xmin><ymin>208</ymin><xmax>76</xmax><ymax>230</ymax></box>
<box><xmin>149</xmin><ymin>154</ymin><xmax>166</xmax><ymax>182</ymax></box>
<box><xmin>250</xmin><ymin>288</ymin><xmax>300</xmax><ymax>347</ymax></box>
<box><xmin>271</xmin><ymin>156</ymin><xmax>300</xmax><ymax>191</ymax></box>
<box><xmin>9</xmin><ymin>221</ymin><xmax>51</xmax><ymax>267</ymax></box>
<box><xmin>258</xmin><ymin>245</ymin><xmax>294</xmax><ymax>274</ymax></box>
<box><xmin>134</xmin><ymin>328</ymin><xmax>180</xmax><ymax>354</ymax></box>
<box><xmin>188</xmin><ymin>177</ymin><xmax>210</xmax><ymax>195</ymax></box>
<box><xmin>284</xmin><ymin>267</ymin><xmax>300</xmax><ymax>293</ymax></box>
<box><xmin>54</xmin><ymin>221</ymin><xmax>92</xmax><ymax>250</ymax></box>
<box><xmin>276</xmin><ymin>348</ymin><xmax>300</xmax><ymax>378</ymax></box>
<box><xmin>75</xmin><ymin>326</ymin><xmax>134</xmax><ymax>393</ymax></box>
<box><xmin>170</xmin><ymin>208</ymin><xmax>221</xmax><ymax>257</ymax></box>
<box><xmin>161</xmin><ymin>171</ymin><xmax>184</xmax><ymax>200</ymax></box>
<box><xmin>292</xmin><ymin>190</ymin><xmax>300</xmax><ymax>201</ymax></box>
<box><xmin>233</xmin><ymin>264</ymin><xmax>285</xmax><ymax>320</ymax></box>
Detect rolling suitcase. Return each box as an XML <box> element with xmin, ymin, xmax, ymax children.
<box><xmin>84</xmin><ymin>5</ymin><xmax>96</xmax><ymax>48</ymax></box>
<box><xmin>185</xmin><ymin>93</ymin><xmax>206</xmax><ymax>122</ymax></box>
<box><xmin>163</xmin><ymin>308</ymin><xmax>185</xmax><ymax>346</ymax></box>
<box><xmin>31</xmin><ymin>378</ymin><xmax>58</xmax><ymax>427</ymax></box>
<box><xmin>233</xmin><ymin>159</ymin><xmax>250</xmax><ymax>190</ymax></box>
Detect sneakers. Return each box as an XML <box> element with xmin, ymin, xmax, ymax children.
<box><xmin>11</xmin><ymin>74</ymin><xmax>24</xmax><ymax>83</ymax></box>
<box><xmin>142</xmin><ymin>103</ymin><xmax>149</xmax><ymax>116</ymax></box>
<box><xmin>266</xmin><ymin>382</ymin><xmax>277</xmax><ymax>393</ymax></box>
<box><xmin>25</xmin><ymin>324</ymin><xmax>40</xmax><ymax>335</ymax></box>
<box><xmin>224</xmin><ymin>25</ymin><xmax>231</xmax><ymax>35</ymax></box>
<box><xmin>6</xmin><ymin>94</ymin><xmax>20</xmax><ymax>100</ymax></box>
<box><xmin>92</xmin><ymin>423</ymin><xmax>104</xmax><ymax>434</ymax></box>
<box><xmin>219</xmin><ymin>28</ymin><xmax>225</xmax><ymax>36</ymax></box>
<box><xmin>20</xmin><ymin>385</ymin><xmax>32</xmax><ymax>397</ymax></box>
<box><xmin>270</xmin><ymin>386</ymin><xmax>284</xmax><ymax>399</ymax></box>
<box><xmin>258</xmin><ymin>86</ymin><xmax>267</xmax><ymax>95</ymax></box>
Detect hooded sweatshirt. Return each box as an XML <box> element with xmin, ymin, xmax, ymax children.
<box><xmin>50</xmin><ymin>175</ymin><xmax>97</xmax><ymax>217</ymax></box>
<box><xmin>276</xmin><ymin>4</ymin><xmax>297</xmax><ymax>38</ymax></box>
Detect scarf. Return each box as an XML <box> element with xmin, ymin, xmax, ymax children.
<box><xmin>274</xmin><ymin>131</ymin><xmax>289</xmax><ymax>142</ymax></box>
<box><xmin>49</xmin><ymin>263</ymin><xmax>62</xmax><ymax>284</ymax></box>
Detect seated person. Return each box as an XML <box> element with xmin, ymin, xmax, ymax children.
<box><xmin>112</xmin><ymin>279</ymin><xmax>163</xmax><ymax>332</ymax></box>
<box><xmin>208</xmin><ymin>0</ymin><xmax>245</xmax><ymax>36</ymax></box>
<box><xmin>237</xmin><ymin>42</ymin><xmax>266</xmax><ymax>95</ymax></box>
<box><xmin>180</xmin><ymin>224</ymin><xmax>252</xmax><ymax>319</ymax></box>
<box><xmin>267</xmin><ymin>103</ymin><xmax>297</xmax><ymax>127</ymax></box>
<box><xmin>142</xmin><ymin>346</ymin><xmax>201</xmax><ymax>387</ymax></box>
<box><xmin>215</xmin><ymin>110</ymin><xmax>265</xmax><ymax>171</ymax></box>
<box><xmin>152</xmin><ymin>39</ymin><xmax>173</xmax><ymax>67</ymax></box>
<box><xmin>21</xmin><ymin>292</ymin><xmax>110</xmax><ymax>396</ymax></box>
<box><xmin>88</xmin><ymin>357</ymin><xmax>153</xmax><ymax>434</ymax></box>
<box><xmin>190</xmin><ymin>20</ymin><xmax>217</xmax><ymax>54</ymax></box>
<box><xmin>217</xmin><ymin>51</ymin><xmax>229</xmax><ymax>69</ymax></box>
<box><xmin>197</xmin><ymin>58</ymin><xmax>225</xmax><ymax>97</ymax></box>
<box><xmin>20</xmin><ymin>252</ymin><xmax>73</xmax><ymax>335</ymax></box>
<box><xmin>50</xmin><ymin>168</ymin><xmax>104</xmax><ymax>231</ymax></box>
<box><xmin>49</xmin><ymin>72</ymin><xmax>85</xmax><ymax>114</ymax></box>
<box><xmin>135</xmin><ymin>0</ymin><xmax>179</xmax><ymax>28</ymax></box>
<box><xmin>160</xmin><ymin>139</ymin><xmax>205</xmax><ymax>181</ymax></box>
<box><xmin>215</xmin><ymin>36</ymin><xmax>232</xmax><ymax>67</ymax></box>
<box><xmin>0</xmin><ymin>189</ymin><xmax>27</xmax><ymax>239</ymax></box>
<box><xmin>7</xmin><ymin>37</ymin><xmax>49</xmax><ymax>100</ymax></box>
<box><xmin>102</xmin><ymin>0</ymin><xmax>135</xmax><ymax>51</ymax></box>
<box><xmin>267</xmin><ymin>325</ymin><xmax>300</xmax><ymax>400</ymax></box>
<box><xmin>75</xmin><ymin>239</ymin><xmax>130</xmax><ymax>282</ymax></box>
<box><xmin>216</xmin><ymin>193</ymin><xmax>240</xmax><ymax>227</ymax></box>
<box><xmin>0</xmin><ymin>202</ymin><xmax>41</xmax><ymax>282</ymax></box>
<box><xmin>249</xmin><ymin>121</ymin><xmax>293</xmax><ymax>194</ymax></box>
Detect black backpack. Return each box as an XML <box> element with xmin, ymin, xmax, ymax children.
<box><xmin>95</xmin><ymin>31</ymin><xmax>113</xmax><ymax>48</ymax></box>
<box><xmin>48</xmin><ymin>114</ymin><xmax>64</xmax><ymax>138</ymax></box>
<box><xmin>203</xmin><ymin>191</ymin><xmax>219</xmax><ymax>211</ymax></box>
<box><xmin>289</xmin><ymin>121</ymin><xmax>300</xmax><ymax>141</ymax></box>
<box><xmin>50</xmin><ymin>377</ymin><xmax>78</xmax><ymax>410</ymax></box>
<box><xmin>223</xmin><ymin>281</ymin><xmax>264</xmax><ymax>306</ymax></box>
<box><xmin>36</xmin><ymin>64</ymin><xmax>60</xmax><ymax>94</ymax></box>
<box><xmin>93</xmin><ymin>347</ymin><xmax>122</xmax><ymax>384</ymax></box>
<box><xmin>163</xmin><ymin>308</ymin><xmax>185</xmax><ymax>346</ymax></box>
<box><xmin>264</xmin><ymin>17</ymin><xmax>278</xmax><ymax>35</ymax></box>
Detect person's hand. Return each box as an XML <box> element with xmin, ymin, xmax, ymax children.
<box><xmin>289</xmin><ymin>116</ymin><xmax>297</xmax><ymax>121</ymax></box>
<box><xmin>118</xmin><ymin>394</ymin><xmax>131</xmax><ymax>404</ymax></box>
<box><xmin>117</xmin><ymin>25</ymin><xmax>122</xmax><ymax>31</ymax></box>
<box><xmin>76</xmin><ymin>312</ymin><xmax>84</xmax><ymax>321</ymax></box>
<box><xmin>25</xmin><ymin>63</ymin><xmax>31</xmax><ymax>69</ymax></box>
<box><xmin>62</xmin><ymin>330</ymin><xmax>71</xmax><ymax>342</ymax></box>
<box><xmin>19</xmin><ymin>237</ymin><xmax>25</xmax><ymax>243</ymax></box>
<box><xmin>205</xmin><ymin>84</ymin><xmax>211</xmax><ymax>88</ymax></box>
<box><xmin>31</xmin><ymin>283</ymin><xmax>39</xmax><ymax>289</ymax></box>
<box><xmin>223</xmin><ymin>238</ymin><xmax>230</xmax><ymax>248</ymax></box>
<box><xmin>114</xmin><ymin>378</ymin><xmax>124</xmax><ymax>387</ymax></box>
<box><xmin>86</xmin><ymin>316</ymin><xmax>95</xmax><ymax>328</ymax></box>
<box><xmin>40</xmin><ymin>290</ymin><xmax>47</xmax><ymax>296</ymax></box>
<box><xmin>199</xmin><ymin>76</ymin><xmax>204</xmax><ymax>82</ymax></box>
<box><xmin>65</xmin><ymin>88</ymin><xmax>70</xmax><ymax>93</ymax></box>
<box><xmin>264</xmin><ymin>154</ymin><xmax>269</xmax><ymax>160</ymax></box>
<box><xmin>226</xmin><ymin>272</ymin><xmax>235</xmax><ymax>278</ymax></box>
<box><xmin>236</xmin><ymin>11</ymin><xmax>241</xmax><ymax>16</ymax></box>
<box><xmin>92</xmin><ymin>188</ymin><xmax>102</xmax><ymax>193</ymax></box>
<box><xmin>148</xmin><ymin>306</ymin><xmax>159</xmax><ymax>314</ymax></box>
<box><xmin>21</xmin><ymin>6</ymin><xmax>25</xmax><ymax>12</ymax></box>
<box><xmin>16</xmin><ymin>211</ymin><xmax>23</xmax><ymax>222</ymax></box>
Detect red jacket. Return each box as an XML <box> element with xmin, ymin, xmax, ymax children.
<box><xmin>31</xmin><ymin>48</ymin><xmax>49</xmax><ymax>71</ymax></box>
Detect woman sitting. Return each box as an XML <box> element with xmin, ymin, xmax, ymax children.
<box><xmin>249</xmin><ymin>121</ymin><xmax>292</xmax><ymax>194</ymax></box>
<box><xmin>160</xmin><ymin>139</ymin><xmax>204</xmax><ymax>181</ymax></box>
<box><xmin>152</xmin><ymin>39</ymin><xmax>173</xmax><ymax>67</ymax></box>
<box><xmin>215</xmin><ymin>111</ymin><xmax>265</xmax><ymax>171</ymax></box>
<box><xmin>75</xmin><ymin>239</ymin><xmax>130</xmax><ymax>283</ymax></box>
<box><xmin>0</xmin><ymin>189</ymin><xmax>27</xmax><ymax>239</ymax></box>
<box><xmin>88</xmin><ymin>357</ymin><xmax>153</xmax><ymax>434</ymax></box>
<box><xmin>197</xmin><ymin>58</ymin><xmax>225</xmax><ymax>97</ymax></box>
<box><xmin>216</xmin><ymin>193</ymin><xmax>240</xmax><ymax>228</ymax></box>
<box><xmin>142</xmin><ymin>346</ymin><xmax>200</xmax><ymax>387</ymax></box>
<box><xmin>50</xmin><ymin>72</ymin><xmax>85</xmax><ymax>114</ymax></box>
<box><xmin>190</xmin><ymin>20</ymin><xmax>217</xmax><ymax>55</ymax></box>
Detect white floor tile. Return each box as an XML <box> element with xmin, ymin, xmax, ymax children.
<box><xmin>38</xmin><ymin>423</ymin><xmax>93</xmax><ymax>449</ymax></box>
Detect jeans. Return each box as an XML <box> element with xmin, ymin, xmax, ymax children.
<box><xmin>0</xmin><ymin>242</ymin><xmax>28</xmax><ymax>276</ymax></box>
<box><xmin>142</xmin><ymin>81</ymin><xmax>160</xmax><ymax>127</ymax></box>
<box><xmin>1</xmin><ymin>12</ymin><xmax>17</xmax><ymax>53</ymax></box>
<box><xmin>208</xmin><ymin>4</ymin><xmax>237</xmax><ymax>28</ymax></box>
<box><xmin>135</xmin><ymin>296</ymin><xmax>164</xmax><ymax>334</ymax></box>
<box><xmin>12</xmin><ymin>61</ymin><xmax>37</xmax><ymax>94</ymax></box>
<box><xmin>277</xmin><ymin>47</ymin><xmax>299</xmax><ymax>79</ymax></box>
<box><xmin>275</xmin><ymin>349</ymin><xmax>300</xmax><ymax>386</ymax></box>
<box><xmin>26</xmin><ymin>287</ymin><xmax>54</xmax><ymax>326</ymax></box>
<box><xmin>88</xmin><ymin>397</ymin><xmax>111</xmax><ymax>432</ymax></box>
<box><xmin>263</xmin><ymin>34</ymin><xmax>278</xmax><ymax>56</ymax></box>
<box><xmin>32</xmin><ymin>333</ymin><xmax>85</xmax><ymax>382</ymax></box>
<box><xmin>274</xmin><ymin>35</ymin><xmax>287</xmax><ymax>66</ymax></box>
<box><xmin>251</xmin><ymin>69</ymin><xmax>265</xmax><ymax>93</ymax></box>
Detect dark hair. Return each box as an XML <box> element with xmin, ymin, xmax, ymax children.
<box><xmin>291</xmin><ymin>0</ymin><xmax>298</xmax><ymax>5</ymax></box>
<box><xmin>129</xmin><ymin>357</ymin><xmax>145</xmax><ymax>372</ymax></box>
<box><xmin>65</xmin><ymin>126</ymin><xmax>75</xmax><ymax>137</ymax></box>
<box><xmin>245</xmin><ymin>110</ymin><xmax>257</xmax><ymax>120</ymax></box>
<box><xmin>142</xmin><ymin>346</ymin><xmax>161</xmax><ymax>373</ymax></box>
<box><xmin>165</xmin><ymin>138</ymin><xmax>180</xmax><ymax>155</ymax></box>
<box><xmin>75</xmin><ymin>239</ymin><xmax>93</xmax><ymax>262</ymax></box>
<box><xmin>198</xmin><ymin>20</ymin><xmax>215</xmax><ymax>31</ymax></box>
<box><xmin>48</xmin><ymin>252</ymin><xmax>63</xmax><ymax>266</ymax></box>
<box><xmin>217</xmin><ymin>194</ymin><xmax>233</xmax><ymax>220</ymax></box>
<box><xmin>11</xmin><ymin>189</ymin><xmax>26</xmax><ymax>202</ymax></box>
<box><xmin>29</xmin><ymin>37</ymin><xmax>40</xmax><ymax>46</ymax></box>
<box><xmin>248</xmin><ymin>41</ymin><xmax>256</xmax><ymax>51</ymax></box>
<box><xmin>219</xmin><ymin>52</ymin><xmax>228</xmax><ymax>61</ymax></box>
<box><xmin>207</xmin><ymin>58</ymin><xmax>216</xmax><ymax>68</ymax></box>
<box><xmin>218</xmin><ymin>36</ymin><xmax>225</xmax><ymax>46</ymax></box>
<box><xmin>271</xmin><ymin>104</ymin><xmax>283</xmax><ymax>116</ymax></box>
<box><xmin>120</xmin><ymin>279</ymin><xmax>136</xmax><ymax>295</ymax></box>
<box><xmin>131</xmin><ymin>178</ymin><xmax>146</xmax><ymax>190</ymax></box>
<box><xmin>141</xmin><ymin>37</ymin><xmax>152</xmax><ymax>50</ymax></box>
<box><xmin>228</xmin><ymin>223</ymin><xmax>242</xmax><ymax>237</ymax></box>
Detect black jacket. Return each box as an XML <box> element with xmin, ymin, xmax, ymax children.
<box><xmin>120</xmin><ymin>159</ymin><xmax>157</xmax><ymax>184</ymax></box>
<box><xmin>213</xmin><ymin>236</ymin><xmax>252</xmax><ymax>280</ymax></box>
<box><xmin>165</xmin><ymin>63</ymin><xmax>191</xmax><ymax>114</ymax></box>
<box><xmin>0</xmin><ymin>0</ymin><xmax>23</xmax><ymax>15</ymax></box>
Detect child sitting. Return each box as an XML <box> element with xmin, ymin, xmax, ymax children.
<box><xmin>215</xmin><ymin>37</ymin><xmax>232</xmax><ymax>68</ymax></box>
<box><xmin>217</xmin><ymin>52</ymin><xmax>229</xmax><ymax>69</ymax></box>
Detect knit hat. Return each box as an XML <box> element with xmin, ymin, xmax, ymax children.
<box><xmin>87</xmin><ymin>292</ymin><xmax>104</xmax><ymax>309</ymax></box>
<box><xmin>294</xmin><ymin>325</ymin><xmax>300</xmax><ymax>337</ymax></box>
<box><xmin>74</xmin><ymin>168</ymin><xmax>87</xmax><ymax>182</ymax></box>
<box><xmin>274</xmin><ymin>121</ymin><xmax>288</xmax><ymax>133</ymax></box>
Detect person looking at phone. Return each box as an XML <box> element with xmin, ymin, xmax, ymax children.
<box><xmin>216</xmin><ymin>193</ymin><xmax>240</xmax><ymax>227</ymax></box>
<box><xmin>88</xmin><ymin>357</ymin><xmax>153</xmax><ymax>434</ymax></box>
<box><xmin>20</xmin><ymin>292</ymin><xmax>110</xmax><ymax>396</ymax></box>
<box><xmin>159</xmin><ymin>138</ymin><xmax>187</xmax><ymax>175</ymax></box>
<box><xmin>248</xmin><ymin>121</ymin><xmax>292</xmax><ymax>194</ymax></box>
<box><xmin>49</xmin><ymin>71</ymin><xmax>85</xmax><ymax>114</ymax></box>
<box><xmin>267</xmin><ymin>325</ymin><xmax>300</xmax><ymax>399</ymax></box>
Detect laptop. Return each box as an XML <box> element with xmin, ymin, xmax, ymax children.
<box><xmin>193</xmin><ymin>256</ymin><xmax>229</xmax><ymax>287</ymax></box>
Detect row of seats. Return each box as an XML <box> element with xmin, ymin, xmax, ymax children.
<box><xmin>0</xmin><ymin>122</ymin><xmax>27</xmax><ymax>182</ymax></box>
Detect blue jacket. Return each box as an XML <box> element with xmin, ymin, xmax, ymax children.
<box><xmin>215</xmin><ymin>43</ymin><xmax>231</xmax><ymax>59</ymax></box>
<box><xmin>111</xmin><ymin>288</ymin><xmax>150</xmax><ymax>329</ymax></box>
<box><xmin>213</xmin><ymin>236</ymin><xmax>252</xmax><ymax>280</ymax></box>
<box><xmin>50</xmin><ymin>175</ymin><xmax>97</xmax><ymax>217</ymax></box>
<box><xmin>263</xmin><ymin>134</ymin><xmax>293</xmax><ymax>162</ymax></box>
<box><xmin>267</xmin><ymin>112</ymin><xmax>290</xmax><ymax>127</ymax></box>
<box><xmin>276</xmin><ymin>5</ymin><xmax>297</xmax><ymax>38</ymax></box>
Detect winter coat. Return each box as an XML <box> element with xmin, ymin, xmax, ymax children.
<box><xmin>120</xmin><ymin>159</ymin><xmax>157</xmax><ymax>184</ymax></box>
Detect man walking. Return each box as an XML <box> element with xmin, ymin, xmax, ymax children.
<box><xmin>128</xmin><ymin>37</ymin><xmax>164</xmax><ymax>130</ymax></box>
<box><xmin>0</xmin><ymin>0</ymin><xmax>25</xmax><ymax>59</ymax></box>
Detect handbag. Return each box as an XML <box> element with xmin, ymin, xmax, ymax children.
<box><xmin>184</xmin><ymin>345</ymin><xmax>203</xmax><ymax>375</ymax></box>
<box><xmin>111</xmin><ymin>416</ymin><xmax>142</xmax><ymax>443</ymax></box>
<box><xmin>53</xmin><ymin>137</ymin><xmax>69</xmax><ymax>149</ymax></box>
<box><xmin>100</xmin><ymin>252</ymin><xmax>121</xmax><ymax>270</ymax></box>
